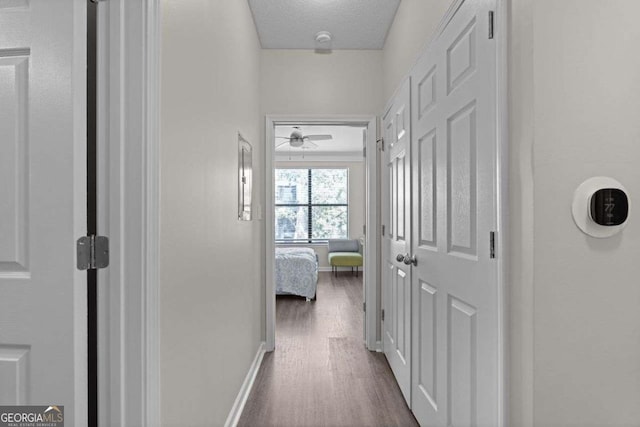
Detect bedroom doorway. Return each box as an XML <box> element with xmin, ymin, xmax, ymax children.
<box><xmin>265</xmin><ymin>116</ymin><xmax>378</xmax><ymax>352</ymax></box>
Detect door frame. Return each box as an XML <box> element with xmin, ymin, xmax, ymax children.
<box><xmin>265</xmin><ymin>115</ymin><xmax>379</xmax><ymax>351</ymax></box>
<box><xmin>96</xmin><ymin>1</ymin><xmax>161</xmax><ymax>425</ymax></box>
<box><xmin>495</xmin><ymin>0</ymin><xmax>508</xmax><ymax>423</ymax></box>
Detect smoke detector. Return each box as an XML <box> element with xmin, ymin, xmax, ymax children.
<box><xmin>315</xmin><ymin>31</ymin><xmax>332</xmax><ymax>44</ymax></box>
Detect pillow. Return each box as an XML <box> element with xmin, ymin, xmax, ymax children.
<box><xmin>328</xmin><ymin>239</ymin><xmax>359</xmax><ymax>253</ymax></box>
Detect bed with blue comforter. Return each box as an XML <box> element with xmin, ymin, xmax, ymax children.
<box><xmin>275</xmin><ymin>247</ymin><xmax>318</xmax><ymax>300</ymax></box>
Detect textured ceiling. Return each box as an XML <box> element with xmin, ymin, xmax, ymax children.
<box><xmin>275</xmin><ymin>125</ymin><xmax>365</xmax><ymax>153</ymax></box>
<box><xmin>248</xmin><ymin>0</ymin><xmax>401</xmax><ymax>49</ymax></box>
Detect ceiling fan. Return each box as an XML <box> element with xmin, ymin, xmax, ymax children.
<box><xmin>275</xmin><ymin>127</ymin><xmax>333</xmax><ymax>149</ymax></box>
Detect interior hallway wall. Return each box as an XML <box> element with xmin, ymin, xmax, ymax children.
<box><xmin>527</xmin><ymin>1</ymin><xmax>640</xmax><ymax>425</ymax></box>
<box><xmin>260</xmin><ymin>48</ymin><xmax>384</xmax><ymax>339</ymax></box>
<box><xmin>382</xmin><ymin>0</ymin><xmax>453</xmax><ymax>100</ymax></box>
<box><xmin>260</xmin><ymin>49</ymin><xmax>384</xmax><ymax>116</ymax></box>
<box><xmin>160</xmin><ymin>1</ymin><xmax>263</xmax><ymax>425</ymax></box>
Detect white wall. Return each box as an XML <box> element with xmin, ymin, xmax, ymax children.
<box><xmin>160</xmin><ymin>1</ymin><xmax>263</xmax><ymax>425</ymax></box>
<box><xmin>275</xmin><ymin>160</ymin><xmax>365</xmax><ymax>269</ymax></box>
<box><xmin>382</xmin><ymin>0</ymin><xmax>453</xmax><ymax>100</ymax></box>
<box><xmin>261</xmin><ymin>49</ymin><xmax>384</xmax><ymax>115</ymax></box>
<box><xmin>528</xmin><ymin>1</ymin><xmax>640</xmax><ymax>425</ymax></box>
<box><xmin>260</xmin><ymin>49</ymin><xmax>383</xmax><ymax>337</ymax></box>
<box><xmin>510</xmin><ymin>1</ymin><xmax>640</xmax><ymax>425</ymax></box>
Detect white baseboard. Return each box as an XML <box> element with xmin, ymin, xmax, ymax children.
<box><xmin>318</xmin><ymin>266</ymin><xmax>332</xmax><ymax>272</ymax></box>
<box><xmin>224</xmin><ymin>341</ymin><xmax>266</xmax><ymax>427</ymax></box>
<box><xmin>375</xmin><ymin>341</ymin><xmax>383</xmax><ymax>352</ymax></box>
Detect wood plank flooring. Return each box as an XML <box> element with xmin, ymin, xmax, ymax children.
<box><xmin>238</xmin><ymin>272</ymin><xmax>418</xmax><ymax>427</ymax></box>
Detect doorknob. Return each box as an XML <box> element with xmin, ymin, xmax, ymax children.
<box><xmin>396</xmin><ymin>254</ymin><xmax>405</xmax><ymax>262</ymax></box>
<box><xmin>403</xmin><ymin>254</ymin><xmax>417</xmax><ymax>266</ymax></box>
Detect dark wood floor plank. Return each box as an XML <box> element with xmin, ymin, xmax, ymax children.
<box><xmin>238</xmin><ymin>271</ymin><xmax>418</xmax><ymax>427</ymax></box>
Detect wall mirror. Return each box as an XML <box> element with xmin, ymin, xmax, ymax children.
<box><xmin>238</xmin><ymin>133</ymin><xmax>253</xmax><ymax>221</ymax></box>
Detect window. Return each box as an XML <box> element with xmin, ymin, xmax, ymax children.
<box><xmin>275</xmin><ymin>168</ymin><xmax>348</xmax><ymax>243</ymax></box>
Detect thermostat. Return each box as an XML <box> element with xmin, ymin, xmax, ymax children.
<box><xmin>590</xmin><ymin>188</ymin><xmax>628</xmax><ymax>226</ymax></box>
<box><xmin>572</xmin><ymin>177</ymin><xmax>630</xmax><ymax>238</ymax></box>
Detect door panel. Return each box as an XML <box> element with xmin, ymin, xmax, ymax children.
<box><xmin>410</xmin><ymin>0</ymin><xmax>498</xmax><ymax>426</ymax></box>
<box><xmin>416</xmin><ymin>281</ymin><xmax>437</xmax><ymax>411</ymax></box>
<box><xmin>448</xmin><ymin>296</ymin><xmax>478</xmax><ymax>427</ymax></box>
<box><xmin>384</xmin><ymin>262</ymin><xmax>395</xmax><ymax>347</ymax></box>
<box><xmin>395</xmin><ymin>268</ymin><xmax>408</xmax><ymax>363</ymax></box>
<box><xmin>0</xmin><ymin>1</ymin><xmax>87</xmax><ymax>424</ymax></box>
<box><xmin>382</xmin><ymin>77</ymin><xmax>411</xmax><ymax>405</ymax></box>
<box><xmin>418</xmin><ymin>129</ymin><xmax>437</xmax><ymax>249</ymax></box>
<box><xmin>396</xmin><ymin>153</ymin><xmax>406</xmax><ymax>241</ymax></box>
<box><xmin>447</xmin><ymin>101</ymin><xmax>477</xmax><ymax>258</ymax></box>
<box><xmin>0</xmin><ymin>54</ymin><xmax>28</xmax><ymax>275</ymax></box>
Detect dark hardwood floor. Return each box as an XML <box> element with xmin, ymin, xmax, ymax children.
<box><xmin>238</xmin><ymin>271</ymin><xmax>418</xmax><ymax>427</ymax></box>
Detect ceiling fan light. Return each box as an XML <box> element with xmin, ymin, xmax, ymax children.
<box><xmin>290</xmin><ymin>139</ymin><xmax>304</xmax><ymax>148</ymax></box>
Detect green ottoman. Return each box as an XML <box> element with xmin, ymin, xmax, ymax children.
<box><xmin>328</xmin><ymin>239</ymin><xmax>363</xmax><ymax>277</ymax></box>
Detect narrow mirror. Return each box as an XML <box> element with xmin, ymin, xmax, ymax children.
<box><xmin>238</xmin><ymin>133</ymin><xmax>253</xmax><ymax>220</ymax></box>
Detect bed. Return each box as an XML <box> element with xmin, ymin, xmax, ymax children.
<box><xmin>275</xmin><ymin>247</ymin><xmax>318</xmax><ymax>300</ymax></box>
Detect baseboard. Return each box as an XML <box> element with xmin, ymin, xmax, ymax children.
<box><xmin>376</xmin><ymin>341</ymin><xmax>383</xmax><ymax>352</ymax></box>
<box><xmin>318</xmin><ymin>266</ymin><xmax>332</xmax><ymax>272</ymax></box>
<box><xmin>224</xmin><ymin>341</ymin><xmax>266</xmax><ymax>427</ymax></box>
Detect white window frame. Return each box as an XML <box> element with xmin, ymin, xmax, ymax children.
<box><xmin>275</xmin><ymin>167</ymin><xmax>350</xmax><ymax>243</ymax></box>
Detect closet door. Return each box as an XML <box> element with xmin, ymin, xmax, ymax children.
<box><xmin>410</xmin><ymin>0</ymin><xmax>499</xmax><ymax>425</ymax></box>
<box><xmin>381</xmin><ymin>77</ymin><xmax>412</xmax><ymax>405</ymax></box>
<box><xmin>0</xmin><ymin>1</ymin><xmax>88</xmax><ymax>424</ymax></box>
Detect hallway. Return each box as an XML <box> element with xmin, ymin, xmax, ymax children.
<box><xmin>238</xmin><ymin>272</ymin><xmax>418</xmax><ymax>426</ymax></box>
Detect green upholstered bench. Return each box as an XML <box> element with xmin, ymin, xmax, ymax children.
<box><xmin>328</xmin><ymin>239</ymin><xmax>363</xmax><ymax>277</ymax></box>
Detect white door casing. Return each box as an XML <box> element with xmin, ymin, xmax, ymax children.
<box><xmin>409</xmin><ymin>0</ymin><xmax>499</xmax><ymax>425</ymax></box>
<box><xmin>265</xmin><ymin>115</ymin><xmax>378</xmax><ymax>352</ymax></box>
<box><xmin>96</xmin><ymin>1</ymin><xmax>161</xmax><ymax>425</ymax></box>
<box><xmin>362</xmin><ymin>127</ymin><xmax>367</xmax><ymax>343</ymax></box>
<box><xmin>381</xmin><ymin>78</ymin><xmax>412</xmax><ymax>405</ymax></box>
<box><xmin>0</xmin><ymin>0</ymin><xmax>87</xmax><ymax>424</ymax></box>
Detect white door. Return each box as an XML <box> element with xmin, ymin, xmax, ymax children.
<box><xmin>410</xmin><ymin>0</ymin><xmax>498</xmax><ymax>425</ymax></box>
<box><xmin>0</xmin><ymin>1</ymin><xmax>87</xmax><ymax>424</ymax></box>
<box><xmin>381</xmin><ymin>78</ymin><xmax>412</xmax><ymax>404</ymax></box>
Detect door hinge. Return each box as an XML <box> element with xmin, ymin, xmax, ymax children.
<box><xmin>363</xmin><ymin>146</ymin><xmax>367</xmax><ymax>158</ymax></box>
<box><xmin>489</xmin><ymin>231</ymin><xmax>496</xmax><ymax>259</ymax></box>
<box><xmin>381</xmin><ymin>309</ymin><xmax>385</xmax><ymax>322</ymax></box>
<box><xmin>77</xmin><ymin>235</ymin><xmax>109</xmax><ymax>270</ymax></box>
<box><xmin>382</xmin><ymin>224</ymin><xmax>385</xmax><ymax>236</ymax></box>
<box><xmin>377</xmin><ymin>137</ymin><xmax>385</xmax><ymax>151</ymax></box>
<box><xmin>363</xmin><ymin>302</ymin><xmax>366</xmax><ymax>312</ymax></box>
<box><xmin>488</xmin><ymin>11</ymin><xmax>495</xmax><ymax>39</ymax></box>
<box><xmin>363</xmin><ymin>224</ymin><xmax>366</xmax><ymax>234</ymax></box>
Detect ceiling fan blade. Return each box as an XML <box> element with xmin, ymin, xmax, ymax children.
<box><xmin>275</xmin><ymin>136</ymin><xmax>291</xmax><ymax>139</ymax></box>
<box><xmin>304</xmin><ymin>140</ymin><xmax>318</xmax><ymax>148</ymax></box>
<box><xmin>304</xmin><ymin>134</ymin><xmax>332</xmax><ymax>141</ymax></box>
<box><xmin>275</xmin><ymin>140</ymin><xmax>289</xmax><ymax>148</ymax></box>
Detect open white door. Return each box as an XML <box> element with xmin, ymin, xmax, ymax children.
<box><xmin>381</xmin><ymin>78</ymin><xmax>412</xmax><ymax>405</ymax></box>
<box><xmin>409</xmin><ymin>0</ymin><xmax>499</xmax><ymax>425</ymax></box>
<box><xmin>0</xmin><ymin>0</ymin><xmax>87</xmax><ymax>424</ymax></box>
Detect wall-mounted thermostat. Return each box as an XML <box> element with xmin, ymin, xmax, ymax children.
<box><xmin>572</xmin><ymin>177</ymin><xmax>630</xmax><ymax>238</ymax></box>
